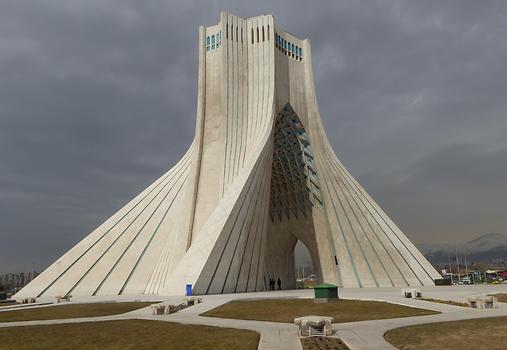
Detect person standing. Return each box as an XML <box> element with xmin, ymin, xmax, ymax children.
<box><xmin>277</xmin><ymin>277</ymin><xmax>281</xmax><ymax>290</ymax></box>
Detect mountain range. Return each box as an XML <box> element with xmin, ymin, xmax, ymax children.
<box><xmin>417</xmin><ymin>233</ymin><xmax>507</xmax><ymax>265</ymax></box>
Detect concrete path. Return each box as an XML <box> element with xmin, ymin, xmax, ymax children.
<box><xmin>0</xmin><ymin>285</ymin><xmax>506</xmax><ymax>350</ymax></box>
<box><xmin>335</xmin><ymin>302</ymin><xmax>507</xmax><ymax>349</ymax></box>
<box><xmin>137</xmin><ymin>293</ymin><xmax>304</xmax><ymax>350</ymax></box>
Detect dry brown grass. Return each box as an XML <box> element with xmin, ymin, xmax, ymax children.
<box><xmin>301</xmin><ymin>336</ymin><xmax>350</xmax><ymax>350</ymax></box>
<box><xmin>0</xmin><ymin>302</ymin><xmax>18</xmax><ymax>307</ymax></box>
<box><xmin>0</xmin><ymin>302</ymin><xmax>152</xmax><ymax>323</ymax></box>
<box><xmin>420</xmin><ymin>298</ymin><xmax>468</xmax><ymax>307</ymax></box>
<box><xmin>0</xmin><ymin>319</ymin><xmax>260</xmax><ymax>350</ymax></box>
<box><xmin>201</xmin><ymin>299</ymin><xmax>438</xmax><ymax>323</ymax></box>
<box><xmin>489</xmin><ymin>293</ymin><xmax>507</xmax><ymax>303</ymax></box>
<box><xmin>385</xmin><ymin>316</ymin><xmax>507</xmax><ymax>350</ymax></box>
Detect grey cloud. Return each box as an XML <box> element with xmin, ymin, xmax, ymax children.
<box><xmin>1</xmin><ymin>0</ymin><xmax>506</xmax><ymax>273</ymax></box>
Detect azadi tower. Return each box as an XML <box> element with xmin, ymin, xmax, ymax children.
<box><xmin>17</xmin><ymin>12</ymin><xmax>440</xmax><ymax>299</ymax></box>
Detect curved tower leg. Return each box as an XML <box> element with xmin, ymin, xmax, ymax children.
<box><xmin>16</xmin><ymin>12</ymin><xmax>440</xmax><ymax>300</ymax></box>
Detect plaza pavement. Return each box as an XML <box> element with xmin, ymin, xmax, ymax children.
<box><xmin>1</xmin><ymin>284</ymin><xmax>506</xmax><ymax>350</ymax></box>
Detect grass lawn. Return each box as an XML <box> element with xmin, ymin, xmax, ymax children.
<box><xmin>0</xmin><ymin>302</ymin><xmax>152</xmax><ymax>323</ymax></box>
<box><xmin>0</xmin><ymin>319</ymin><xmax>259</xmax><ymax>350</ymax></box>
<box><xmin>201</xmin><ymin>298</ymin><xmax>438</xmax><ymax>323</ymax></box>
<box><xmin>385</xmin><ymin>316</ymin><xmax>507</xmax><ymax>350</ymax></box>
<box><xmin>301</xmin><ymin>336</ymin><xmax>350</xmax><ymax>350</ymax></box>
<box><xmin>490</xmin><ymin>293</ymin><xmax>507</xmax><ymax>303</ymax></box>
<box><xmin>0</xmin><ymin>302</ymin><xmax>18</xmax><ymax>307</ymax></box>
<box><xmin>420</xmin><ymin>298</ymin><xmax>468</xmax><ymax>307</ymax></box>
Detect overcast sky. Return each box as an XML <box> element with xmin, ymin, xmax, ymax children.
<box><xmin>1</xmin><ymin>0</ymin><xmax>506</xmax><ymax>273</ymax></box>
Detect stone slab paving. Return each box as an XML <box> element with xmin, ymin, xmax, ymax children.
<box><xmin>0</xmin><ymin>302</ymin><xmax>53</xmax><ymax>311</ymax></box>
<box><xmin>0</xmin><ymin>285</ymin><xmax>506</xmax><ymax>350</ymax></box>
<box><xmin>138</xmin><ymin>292</ymin><xmax>304</xmax><ymax>350</ymax></box>
<box><xmin>335</xmin><ymin>304</ymin><xmax>507</xmax><ymax>350</ymax></box>
<box><xmin>334</xmin><ymin>284</ymin><xmax>507</xmax><ymax>349</ymax></box>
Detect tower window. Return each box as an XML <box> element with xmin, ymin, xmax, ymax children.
<box><xmin>236</xmin><ymin>27</ymin><xmax>238</xmax><ymax>42</ymax></box>
<box><xmin>267</xmin><ymin>24</ymin><xmax>270</xmax><ymax>40</ymax></box>
<box><xmin>226</xmin><ymin>23</ymin><xmax>228</xmax><ymax>39</ymax></box>
<box><xmin>241</xmin><ymin>28</ymin><xmax>243</xmax><ymax>43</ymax></box>
<box><xmin>251</xmin><ymin>28</ymin><xmax>254</xmax><ymax>44</ymax></box>
<box><xmin>231</xmin><ymin>24</ymin><xmax>234</xmax><ymax>41</ymax></box>
<box><xmin>262</xmin><ymin>26</ymin><xmax>265</xmax><ymax>41</ymax></box>
<box><xmin>256</xmin><ymin>27</ymin><xmax>259</xmax><ymax>42</ymax></box>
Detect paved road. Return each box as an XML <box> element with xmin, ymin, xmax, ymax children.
<box><xmin>1</xmin><ymin>285</ymin><xmax>506</xmax><ymax>350</ymax></box>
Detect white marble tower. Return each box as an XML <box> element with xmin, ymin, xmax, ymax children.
<box><xmin>16</xmin><ymin>12</ymin><xmax>440</xmax><ymax>299</ymax></box>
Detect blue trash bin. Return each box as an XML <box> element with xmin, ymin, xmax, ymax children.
<box><xmin>186</xmin><ymin>284</ymin><xmax>192</xmax><ymax>296</ymax></box>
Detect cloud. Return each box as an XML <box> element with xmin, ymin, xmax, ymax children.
<box><xmin>1</xmin><ymin>0</ymin><xmax>506</xmax><ymax>273</ymax></box>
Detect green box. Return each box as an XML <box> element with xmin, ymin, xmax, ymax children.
<box><xmin>314</xmin><ymin>283</ymin><xmax>339</xmax><ymax>300</ymax></box>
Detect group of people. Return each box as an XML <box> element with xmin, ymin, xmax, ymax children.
<box><xmin>268</xmin><ymin>277</ymin><xmax>282</xmax><ymax>291</ymax></box>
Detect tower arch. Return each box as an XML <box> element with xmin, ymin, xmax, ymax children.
<box><xmin>15</xmin><ymin>12</ymin><xmax>441</xmax><ymax>300</ymax></box>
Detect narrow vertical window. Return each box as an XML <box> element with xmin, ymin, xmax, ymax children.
<box><xmin>231</xmin><ymin>24</ymin><xmax>234</xmax><ymax>41</ymax></box>
<box><xmin>256</xmin><ymin>27</ymin><xmax>259</xmax><ymax>42</ymax></box>
<box><xmin>262</xmin><ymin>26</ymin><xmax>265</xmax><ymax>41</ymax></box>
<box><xmin>206</xmin><ymin>36</ymin><xmax>210</xmax><ymax>51</ymax></box>
<box><xmin>236</xmin><ymin>27</ymin><xmax>238</xmax><ymax>42</ymax></box>
<box><xmin>211</xmin><ymin>34</ymin><xmax>215</xmax><ymax>49</ymax></box>
<box><xmin>251</xmin><ymin>28</ymin><xmax>254</xmax><ymax>44</ymax></box>
<box><xmin>226</xmin><ymin>23</ymin><xmax>228</xmax><ymax>39</ymax></box>
<box><xmin>267</xmin><ymin>25</ymin><xmax>270</xmax><ymax>40</ymax></box>
<box><xmin>241</xmin><ymin>28</ymin><xmax>243</xmax><ymax>43</ymax></box>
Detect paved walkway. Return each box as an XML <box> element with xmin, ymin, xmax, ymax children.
<box><xmin>1</xmin><ymin>285</ymin><xmax>506</xmax><ymax>350</ymax></box>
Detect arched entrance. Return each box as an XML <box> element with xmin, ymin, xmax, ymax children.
<box><xmin>264</xmin><ymin>104</ymin><xmax>326</xmax><ymax>290</ymax></box>
<box><xmin>294</xmin><ymin>240</ymin><xmax>316</xmax><ymax>288</ymax></box>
